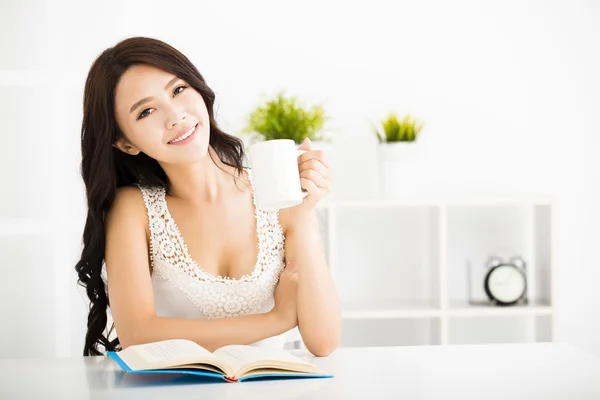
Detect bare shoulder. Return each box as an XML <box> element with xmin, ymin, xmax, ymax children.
<box><xmin>106</xmin><ymin>186</ymin><xmax>148</xmax><ymax>233</ymax></box>
<box><xmin>104</xmin><ymin>186</ymin><xmax>151</xmax><ymax>273</ymax></box>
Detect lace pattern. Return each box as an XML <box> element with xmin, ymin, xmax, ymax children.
<box><xmin>138</xmin><ymin>171</ymin><xmax>285</xmax><ymax>319</ymax></box>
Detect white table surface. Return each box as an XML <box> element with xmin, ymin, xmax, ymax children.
<box><xmin>1</xmin><ymin>342</ymin><xmax>600</xmax><ymax>399</ymax></box>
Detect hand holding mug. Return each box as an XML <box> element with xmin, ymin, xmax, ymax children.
<box><xmin>296</xmin><ymin>138</ymin><xmax>333</xmax><ymax>208</ymax></box>
<box><xmin>248</xmin><ymin>138</ymin><xmax>333</xmax><ymax>211</ymax></box>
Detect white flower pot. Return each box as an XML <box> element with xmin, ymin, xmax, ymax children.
<box><xmin>377</xmin><ymin>141</ymin><xmax>421</xmax><ymax>199</ymax></box>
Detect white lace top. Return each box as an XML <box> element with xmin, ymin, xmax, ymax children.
<box><xmin>138</xmin><ymin>170</ymin><xmax>288</xmax><ymax>349</ymax></box>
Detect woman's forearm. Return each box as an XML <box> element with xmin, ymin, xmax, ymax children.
<box><xmin>119</xmin><ymin>311</ymin><xmax>290</xmax><ymax>352</ymax></box>
<box><xmin>286</xmin><ymin>212</ymin><xmax>341</xmax><ymax>356</ymax></box>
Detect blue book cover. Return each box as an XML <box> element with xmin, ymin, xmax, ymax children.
<box><xmin>106</xmin><ymin>340</ymin><xmax>334</xmax><ymax>383</ymax></box>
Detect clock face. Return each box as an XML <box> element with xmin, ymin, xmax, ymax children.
<box><xmin>486</xmin><ymin>264</ymin><xmax>526</xmax><ymax>304</ymax></box>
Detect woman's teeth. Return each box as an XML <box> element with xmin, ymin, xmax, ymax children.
<box><xmin>170</xmin><ymin>126</ymin><xmax>194</xmax><ymax>143</ymax></box>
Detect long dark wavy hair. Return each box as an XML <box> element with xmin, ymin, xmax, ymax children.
<box><xmin>74</xmin><ymin>36</ymin><xmax>246</xmax><ymax>356</ymax></box>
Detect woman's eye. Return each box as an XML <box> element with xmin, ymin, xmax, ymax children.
<box><xmin>135</xmin><ymin>85</ymin><xmax>188</xmax><ymax>120</ymax></box>
<box><xmin>173</xmin><ymin>85</ymin><xmax>188</xmax><ymax>95</ymax></box>
<box><xmin>137</xmin><ymin>108</ymin><xmax>153</xmax><ymax>120</ymax></box>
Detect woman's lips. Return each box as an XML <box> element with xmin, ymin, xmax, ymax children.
<box><xmin>168</xmin><ymin>123</ymin><xmax>198</xmax><ymax>145</ymax></box>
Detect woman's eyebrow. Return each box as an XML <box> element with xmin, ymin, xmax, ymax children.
<box><xmin>129</xmin><ymin>76</ymin><xmax>181</xmax><ymax>114</ymax></box>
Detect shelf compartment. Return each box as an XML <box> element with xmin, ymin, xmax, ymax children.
<box><xmin>446</xmin><ymin>203</ymin><xmax>552</xmax><ymax>304</ymax></box>
<box><xmin>341</xmin><ymin>318</ymin><xmax>441</xmax><ymax>347</ymax></box>
<box><xmin>332</xmin><ymin>205</ymin><xmax>440</xmax><ymax>306</ymax></box>
<box><xmin>448</xmin><ymin>315</ymin><xmax>551</xmax><ymax>345</ymax></box>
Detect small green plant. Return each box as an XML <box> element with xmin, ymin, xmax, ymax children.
<box><xmin>375</xmin><ymin>113</ymin><xmax>424</xmax><ymax>143</ymax></box>
<box><xmin>244</xmin><ymin>92</ymin><xmax>328</xmax><ymax>144</ymax></box>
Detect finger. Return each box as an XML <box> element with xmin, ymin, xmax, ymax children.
<box><xmin>300</xmin><ymin>168</ymin><xmax>328</xmax><ymax>188</ymax></box>
<box><xmin>298</xmin><ymin>159</ymin><xmax>331</xmax><ymax>181</ymax></box>
<box><xmin>300</xmin><ymin>177</ymin><xmax>325</xmax><ymax>199</ymax></box>
<box><xmin>298</xmin><ymin>149</ymin><xmax>329</xmax><ymax>168</ymax></box>
<box><xmin>298</xmin><ymin>138</ymin><xmax>313</xmax><ymax>151</ymax></box>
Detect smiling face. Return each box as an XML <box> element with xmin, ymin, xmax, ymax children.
<box><xmin>113</xmin><ymin>64</ymin><xmax>211</xmax><ymax>165</ymax></box>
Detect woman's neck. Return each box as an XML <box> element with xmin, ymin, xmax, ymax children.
<box><xmin>161</xmin><ymin>146</ymin><xmax>239</xmax><ymax>204</ymax></box>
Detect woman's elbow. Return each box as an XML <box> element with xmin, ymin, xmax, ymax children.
<box><xmin>117</xmin><ymin>333</ymin><xmax>144</xmax><ymax>350</ymax></box>
<box><xmin>114</xmin><ymin>322</ymin><xmax>153</xmax><ymax>350</ymax></box>
<box><xmin>306</xmin><ymin>335</ymin><xmax>340</xmax><ymax>357</ymax></box>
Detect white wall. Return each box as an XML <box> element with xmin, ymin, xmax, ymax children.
<box><xmin>1</xmin><ymin>0</ymin><xmax>599</xmax><ymax>357</ymax></box>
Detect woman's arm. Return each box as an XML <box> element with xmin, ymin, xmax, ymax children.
<box><xmin>281</xmin><ymin>138</ymin><xmax>342</xmax><ymax>357</ymax></box>
<box><xmin>284</xmin><ymin>210</ymin><xmax>341</xmax><ymax>357</ymax></box>
<box><xmin>105</xmin><ymin>187</ymin><xmax>295</xmax><ymax>352</ymax></box>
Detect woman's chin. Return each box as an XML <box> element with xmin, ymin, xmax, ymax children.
<box><xmin>156</xmin><ymin>146</ymin><xmax>209</xmax><ymax>166</ymax></box>
<box><xmin>172</xmin><ymin>138</ymin><xmax>211</xmax><ymax>162</ymax></box>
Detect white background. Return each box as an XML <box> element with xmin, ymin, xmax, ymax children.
<box><xmin>0</xmin><ymin>0</ymin><xmax>599</xmax><ymax>357</ymax></box>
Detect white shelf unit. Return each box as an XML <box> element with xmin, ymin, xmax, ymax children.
<box><xmin>315</xmin><ymin>197</ymin><xmax>555</xmax><ymax>347</ymax></box>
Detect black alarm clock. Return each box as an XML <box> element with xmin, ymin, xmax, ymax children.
<box><xmin>483</xmin><ymin>256</ymin><xmax>527</xmax><ymax>306</ymax></box>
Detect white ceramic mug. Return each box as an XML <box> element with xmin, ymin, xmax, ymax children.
<box><xmin>248</xmin><ymin>139</ymin><xmax>308</xmax><ymax>210</ymax></box>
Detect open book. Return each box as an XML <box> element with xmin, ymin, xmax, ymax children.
<box><xmin>107</xmin><ymin>339</ymin><xmax>333</xmax><ymax>382</ymax></box>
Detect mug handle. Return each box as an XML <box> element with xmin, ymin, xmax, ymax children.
<box><xmin>297</xmin><ymin>150</ymin><xmax>309</xmax><ymax>198</ymax></box>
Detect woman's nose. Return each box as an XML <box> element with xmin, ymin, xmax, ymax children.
<box><xmin>165</xmin><ymin>107</ymin><xmax>187</xmax><ymax>129</ymax></box>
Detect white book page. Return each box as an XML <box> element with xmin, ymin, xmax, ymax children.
<box><xmin>214</xmin><ymin>345</ymin><xmax>312</xmax><ymax>373</ymax></box>
<box><xmin>123</xmin><ymin>339</ymin><xmax>216</xmax><ymax>368</ymax></box>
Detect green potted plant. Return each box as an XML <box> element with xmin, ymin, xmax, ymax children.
<box><xmin>242</xmin><ymin>92</ymin><xmax>329</xmax><ymax>146</ymax></box>
<box><xmin>375</xmin><ymin>113</ymin><xmax>423</xmax><ymax>143</ymax></box>
<box><xmin>375</xmin><ymin>112</ymin><xmax>425</xmax><ymax>198</ymax></box>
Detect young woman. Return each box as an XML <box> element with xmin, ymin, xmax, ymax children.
<box><xmin>74</xmin><ymin>36</ymin><xmax>341</xmax><ymax>357</ymax></box>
